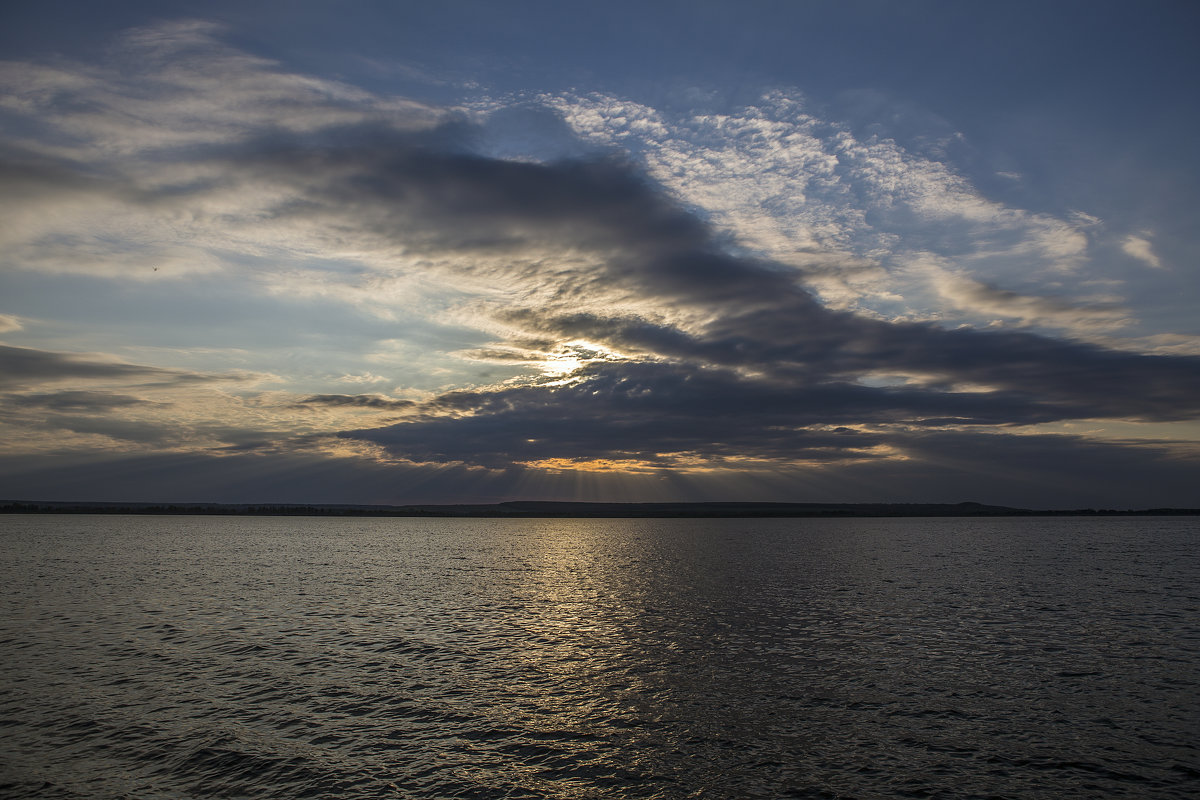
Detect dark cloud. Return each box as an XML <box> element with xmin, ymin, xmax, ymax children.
<box><xmin>0</xmin><ymin>344</ymin><xmax>181</xmax><ymax>390</ymax></box>
<box><xmin>0</xmin><ymin>449</ymin><xmax>515</xmax><ymax>506</ymax></box>
<box><xmin>335</xmin><ymin>360</ymin><xmax>1155</xmax><ymax>470</ymax></box>
<box><xmin>513</xmin><ymin>305</ymin><xmax>1200</xmax><ymax>424</ymax></box>
<box><xmin>2</xmin><ymin>431</ymin><xmax>1196</xmax><ymax>510</ymax></box>
<box><xmin>9</xmin><ymin>390</ymin><xmax>149</xmax><ymax>412</ymax></box>
<box><xmin>296</xmin><ymin>394</ymin><xmax>416</xmax><ymax>410</ymax></box>
<box><xmin>0</xmin><ymin>147</ymin><xmax>122</xmax><ymax>197</ymax></box>
<box><xmin>44</xmin><ymin>415</ymin><xmax>185</xmax><ymax>446</ymax></box>
<box><xmin>815</xmin><ymin>430</ymin><xmax>1200</xmax><ymax>510</ymax></box>
<box><xmin>215</xmin><ymin>121</ymin><xmax>710</xmax><ymax>277</ymax></box>
<box><xmin>0</xmin><ymin>344</ymin><xmax>264</xmax><ymax>391</ymax></box>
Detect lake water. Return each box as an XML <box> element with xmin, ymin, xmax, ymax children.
<box><xmin>0</xmin><ymin>514</ymin><xmax>1197</xmax><ymax>799</ymax></box>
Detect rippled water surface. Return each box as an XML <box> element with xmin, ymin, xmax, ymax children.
<box><xmin>1</xmin><ymin>515</ymin><xmax>1197</xmax><ymax>798</ymax></box>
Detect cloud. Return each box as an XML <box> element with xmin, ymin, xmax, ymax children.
<box><xmin>2</xmin><ymin>22</ymin><xmax>1197</xmax><ymax>506</ymax></box>
<box><xmin>919</xmin><ymin>260</ymin><xmax>1131</xmax><ymax>332</ymax></box>
<box><xmin>345</xmin><ymin>363</ymin><xmax>892</xmax><ymax>470</ymax></box>
<box><xmin>0</xmin><ymin>343</ymin><xmax>186</xmax><ymax>390</ymax></box>
<box><xmin>18</xmin><ymin>82</ymin><xmax>1178</xmax><ymax>469</ymax></box>
<box><xmin>537</xmin><ymin>89</ymin><xmax>1101</xmax><ymax>322</ymax></box>
<box><xmin>343</xmin><ymin>342</ymin><xmax>1200</xmax><ymax>472</ymax></box>
<box><xmin>8</xmin><ymin>390</ymin><xmax>149</xmax><ymax>412</ymax></box>
<box><xmin>0</xmin><ymin>20</ymin><xmax>447</xmax><ymax>281</ymax></box>
<box><xmin>4</xmin><ymin>36</ymin><xmax>1117</xmax><ymax>333</ymax></box>
<box><xmin>0</xmin><ymin>344</ymin><xmax>297</xmax><ymax>456</ymax></box>
<box><xmin>853</xmin><ymin>429</ymin><xmax>1200</xmax><ymax>509</ymax></box>
<box><xmin>0</xmin><ymin>24</ymin><xmax>1157</xmax><ymax>343</ymax></box>
<box><xmin>1</xmin><ymin>427</ymin><xmax>1196</xmax><ymax>509</ymax></box>
<box><xmin>1121</xmin><ymin>234</ymin><xmax>1163</xmax><ymax>269</ymax></box>
<box><xmin>0</xmin><ymin>343</ymin><xmax>268</xmax><ymax>391</ymax></box>
<box><xmin>0</xmin><ymin>20</ymin><xmax>437</xmax><ymax>157</ymax></box>
<box><xmin>203</xmin><ymin>116</ymin><xmax>1194</xmax><ymax>474</ymax></box>
<box><xmin>296</xmin><ymin>394</ymin><xmax>416</xmax><ymax>410</ymax></box>
<box><xmin>0</xmin><ymin>314</ymin><xmax>22</xmax><ymax>333</ymax></box>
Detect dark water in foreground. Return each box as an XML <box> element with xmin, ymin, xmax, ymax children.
<box><xmin>1</xmin><ymin>515</ymin><xmax>1197</xmax><ymax>799</ymax></box>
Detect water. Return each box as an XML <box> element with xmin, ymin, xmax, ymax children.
<box><xmin>1</xmin><ymin>515</ymin><xmax>1197</xmax><ymax>799</ymax></box>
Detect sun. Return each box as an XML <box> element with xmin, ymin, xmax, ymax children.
<box><xmin>535</xmin><ymin>340</ymin><xmax>627</xmax><ymax>379</ymax></box>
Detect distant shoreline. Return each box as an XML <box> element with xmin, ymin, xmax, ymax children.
<box><xmin>2</xmin><ymin>500</ymin><xmax>1197</xmax><ymax>518</ymax></box>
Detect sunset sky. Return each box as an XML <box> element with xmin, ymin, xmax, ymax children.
<box><xmin>2</xmin><ymin>1</ymin><xmax>1198</xmax><ymax>507</ymax></box>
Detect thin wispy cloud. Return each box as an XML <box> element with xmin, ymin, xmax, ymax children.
<box><xmin>1121</xmin><ymin>234</ymin><xmax>1163</xmax><ymax>270</ymax></box>
<box><xmin>536</xmin><ymin>90</ymin><xmax>1103</xmax><ymax>331</ymax></box>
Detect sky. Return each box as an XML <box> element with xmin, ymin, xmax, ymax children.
<box><xmin>1</xmin><ymin>1</ymin><xmax>1199</xmax><ymax>508</ymax></box>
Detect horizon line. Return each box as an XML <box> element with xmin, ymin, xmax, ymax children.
<box><xmin>4</xmin><ymin>500</ymin><xmax>1198</xmax><ymax>518</ymax></box>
